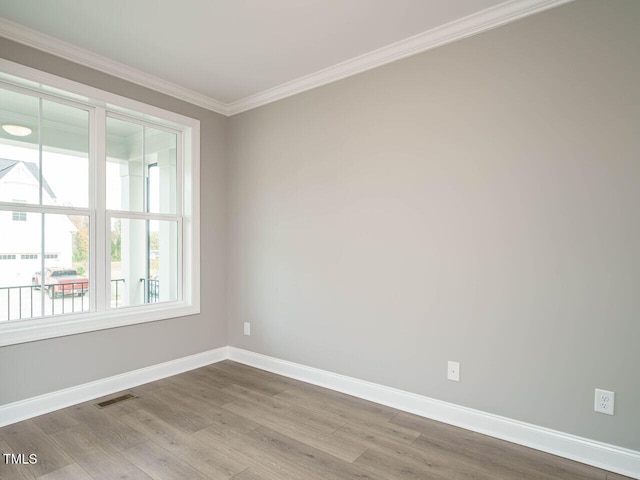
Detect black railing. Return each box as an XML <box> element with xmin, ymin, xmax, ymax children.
<box><xmin>1</xmin><ymin>278</ymin><xmax>160</xmax><ymax>321</ymax></box>
<box><xmin>140</xmin><ymin>278</ymin><xmax>159</xmax><ymax>303</ymax></box>
<box><xmin>111</xmin><ymin>278</ymin><xmax>125</xmax><ymax>308</ymax></box>
<box><xmin>1</xmin><ymin>282</ymin><xmax>89</xmax><ymax>321</ymax></box>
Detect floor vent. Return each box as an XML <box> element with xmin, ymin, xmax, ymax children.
<box><xmin>95</xmin><ymin>393</ymin><xmax>137</xmax><ymax>408</ymax></box>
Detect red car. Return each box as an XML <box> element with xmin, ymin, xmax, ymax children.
<box><xmin>32</xmin><ymin>268</ymin><xmax>89</xmax><ymax>298</ymax></box>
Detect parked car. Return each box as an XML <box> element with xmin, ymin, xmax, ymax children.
<box><xmin>32</xmin><ymin>268</ymin><xmax>89</xmax><ymax>298</ymax></box>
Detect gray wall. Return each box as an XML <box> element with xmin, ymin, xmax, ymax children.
<box><xmin>1</xmin><ymin>0</ymin><xmax>638</xmax><ymax>454</ymax></box>
<box><xmin>227</xmin><ymin>0</ymin><xmax>640</xmax><ymax>450</ymax></box>
<box><xmin>0</xmin><ymin>38</ymin><xmax>228</xmax><ymax>405</ymax></box>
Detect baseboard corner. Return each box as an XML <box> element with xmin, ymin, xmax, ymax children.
<box><xmin>0</xmin><ymin>346</ymin><xmax>227</xmax><ymax>428</ymax></box>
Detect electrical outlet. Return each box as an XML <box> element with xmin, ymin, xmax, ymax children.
<box><xmin>243</xmin><ymin>322</ymin><xmax>251</xmax><ymax>336</ymax></box>
<box><xmin>447</xmin><ymin>361</ymin><xmax>460</xmax><ymax>382</ymax></box>
<box><xmin>594</xmin><ymin>389</ymin><xmax>615</xmax><ymax>415</ymax></box>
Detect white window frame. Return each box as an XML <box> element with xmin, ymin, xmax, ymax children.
<box><xmin>0</xmin><ymin>59</ymin><xmax>200</xmax><ymax>347</ymax></box>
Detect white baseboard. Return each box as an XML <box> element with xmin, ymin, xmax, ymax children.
<box><xmin>0</xmin><ymin>346</ymin><xmax>228</xmax><ymax>428</ymax></box>
<box><xmin>228</xmin><ymin>347</ymin><xmax>640</xmax><ymax>480</ymax></box>
<box><xmin>2</xmin><ymin>345</ymin><xmax>637</xmax><ymax>479</ymax></box>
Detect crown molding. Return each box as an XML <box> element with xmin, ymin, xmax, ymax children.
<box><xmin>0</xmin><ymin>0</ymin><xmax>573</xmax><ymax>117</ymax></box>
<box><xmin>226</xmin><ymin>0</ymin><xmax>574</xmax><ymax>115</ymax></box>
<box><xmin>0</xmin><ymin>18</ymin><xmax>230</xmax><ymax>116</ymax></box>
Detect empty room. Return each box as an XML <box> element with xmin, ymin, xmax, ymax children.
<box><xmin>0</xmin><ymin>0</ymin><xmax>638</xmax><ymax>479</ymax></box>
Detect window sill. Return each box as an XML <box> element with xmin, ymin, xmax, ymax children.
<box><xmin>0</xmin><ymin>302</ymin><xmax>200</xmax><ymax>347</ymax></box>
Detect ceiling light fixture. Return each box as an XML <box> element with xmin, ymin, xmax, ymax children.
<box><xmin>2</xmin><ymin>124</ymin><xmax>33</xmax><ymax>137</ymax></box>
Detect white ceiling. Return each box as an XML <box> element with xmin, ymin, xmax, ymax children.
<box><xmin>0</xmin><ymin>0</ymin><xmax>570</xmax><ymax>115</ymax></box>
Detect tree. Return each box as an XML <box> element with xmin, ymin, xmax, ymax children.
<box><xmin>71</xmin><ymin>215</ymin><xmax>89</xmax><ymax>263</ymax></box>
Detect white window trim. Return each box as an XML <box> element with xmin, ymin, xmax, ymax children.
<box><xmin>0</xmin><ymin>59</ymin><xmax>200</xmax><ymax>347</ymax></box>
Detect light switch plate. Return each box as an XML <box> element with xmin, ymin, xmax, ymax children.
<box><xmin>448</xmin><ymin>361</ymin><xmax>460</xmax><ymax>381</ymax></box>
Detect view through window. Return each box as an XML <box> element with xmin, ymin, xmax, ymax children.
<box><xmin>0</xmin><ymin>86</ymin><xmax>90</xmax><ymax>321</ymax></box>
<box><xmin>106</xmin><ymin>115</ymin><xmax>179</xmax><ymax>308</ymax></box>
<box><xmin>0</xmin><ymin>80</ymin><xmax>185</xmax><ymax>325</ymax></box>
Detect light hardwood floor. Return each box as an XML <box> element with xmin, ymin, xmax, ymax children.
<box><xmin>0</xmin><ymin>361</ymin><xmax>632</xmax><ymax>480</ymax></box>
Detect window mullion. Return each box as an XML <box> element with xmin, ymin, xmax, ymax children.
<box><xmin>177</xmin><ymin>217</ymin><xmax>184</xmax><ymax>302</ymax></box>
<box><xmin>94</xmin><ymin>107</ymin><xmax>107</xmax><ymax>313</ymax></box>
<box><xmin>176</xmin><ymin>132</ymin><xmax>183</xmax><ymax>218</ymax></box>
<box><xmin>104</xmin><ymin>211</ymin><xmax>181</xmax><ymax>222</ymax></box>
<box><xmin>38</xmin><ymin>98</ymin><xmax>45</xmax><ymax>313</ymax></box>
<box><xmin>0</xmin><ymin>203</ymin><xmax>91</xmax><ymax>216</ymax></box>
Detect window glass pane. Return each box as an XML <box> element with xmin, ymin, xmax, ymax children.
<box><xmin>145</xmin><ymin>127</ymin><xmax>176</xmax><ymax>214</ymax></box>
<box><xmin>0</xmin><ymin>87</ymin><xmax>39</xmax><ymax>205</ymax></box>
<box><xmin>111</xmin><ymin>218</ymin><xmax>178</xmax><ymax>308</ymax></box>
<box><xmin>150</xmin><ymin>219</ymin><xmax>178</xmax><ymax>303</ymax></box>
<box><xmin>0</xmin><ymin>211</ymin><xmax>42</xmax><ymax>322</ymax></box>
<box><xmin>42</xmin><ymin>214</ymin><xmax>90</xmax><ymax>316</ymax></box>
<box><xmin>42</xmin><ymin>100</ymin><xmax>89</xmax><ymax>208</ymax></box>
<box><xmin>106</xmin><ymin>117</ymin><xmax>143</xmax><ymax>212</ymax></box>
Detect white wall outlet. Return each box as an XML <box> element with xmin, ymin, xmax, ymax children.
<box><xmin>447</xmin><ymin>361</ymin><xmax>460</xmax><ymax>382</ymax></box>
<box><xmin>594</xmin><ymin>388</ymin><xmax>615</xmax><ymax>415</ymax></box>
<box><xmin>243</xmin><ymin>322</ymin><xmax>251</xmax><ymax>336</ymax></box>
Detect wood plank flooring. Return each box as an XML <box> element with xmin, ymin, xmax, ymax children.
<box><xmin>0</xmin><ymin>361</ymin><xmax>632</xmax><ymax>480</ymax></box>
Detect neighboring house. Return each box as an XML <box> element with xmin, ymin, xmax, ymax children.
<box><xmin>0</xmin><ymin>158</ymin><xmax>76</xmax><ymax>287</ymax></box>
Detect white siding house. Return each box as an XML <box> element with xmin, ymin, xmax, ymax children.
<box><xmin>0</xmin><ymin>158</ymin><xmax>76</xmax><ymax>287</ymax></box>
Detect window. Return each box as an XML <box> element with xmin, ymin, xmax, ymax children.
<box><xmin>0</xmin><ymin>60</ymin><xmax>200</xmax><ymax>346</ymax></box>
<box><xmin>11</xmin><ymin>199</ymin><xmax>26</xmax><ymax>221</ymax></box>
<box><xmin>106</xmin><ymin>116</ymin><xmax>179</xmax><ymax>307</ymax></box>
